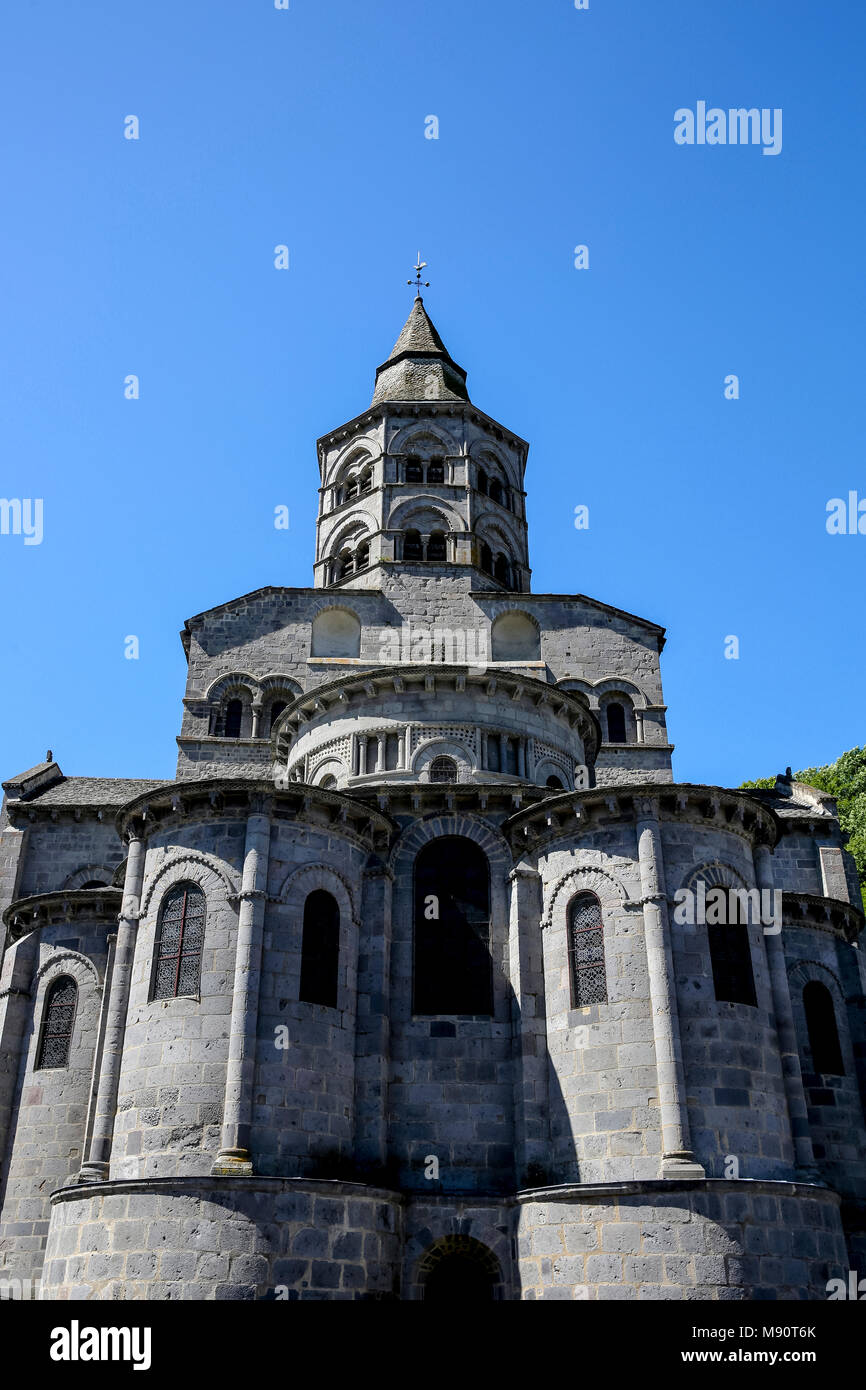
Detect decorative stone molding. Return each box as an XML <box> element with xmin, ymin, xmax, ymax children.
<box><xmin>62</xmin><ymin>865</ymin><xmax>114</xmax><ymax>890</ymax></box>
<box><xmin>273</xmin><ymin>665</ymin><xmax>599</xmax><ymax>767</ymax></box>
<box><xmin>388</xmin><ymin>810</ymin><xmax>512</xmax><ymax>878</ymax></box>
<box><xmin>140</xmin><ymin>851</ymin><xmax>240</xmax><ymax>917</ymax></box>
<box><xmin>787</xmin><ymin>959</ymin><xmax>844</xmax><ymax>998</ymax></box>
<box><xmin>274</xmin><ymin>862</ymin><xmax>359</xmax><ymax>924</ymax></box>
<box><xmin>33</xmin><ymin>949</ymin><xmax>101</xmax><ymax>991</ymax></box>
<box><xmin>204</xmin><ymin>671</ymin><xmax>260</xmax><ymax>703</ymax></box>
<box><xmin>542</xmin><ymin>864</ymin><xmax>630</xmax><ymax>930</ymax></box>
<box><xmin>557</xmin><ymin>676</ymin><xmax>650</xmax><ymax>710</ymax></box>
<box><xmin>3</xmin><ymin>888</ymin><xmax>123</xmax><ymax>941</ymax></box>
<box><xmin>116</xmin><ymin>779</ymin><xmax>395</xmax><ymax>854</ymax></box>
<box><xmin>781</xmin><ymin>892</ymin><xmax>863</xmax><ymax>941</ymax></box>
<box><xmin>680</xmin><ymin>860</ymin><xmax>749</xmax><ymax>893</ymax></box>
<box><xmin>505</xmin><ymin>783</ymin><xmax>779</xmax><ymax>853</ymax></box>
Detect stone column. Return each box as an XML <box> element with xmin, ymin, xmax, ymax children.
<box><xmin>635</xmin><ymin>710</ymin><xmax>645</xmax><ymax>744</ymax></box>
<box><xmin>404</xmin><ymin>725</ymin><xmax>413</xmax><ymax>773</ymax></box>
<box><xmin>377</xmin><ymin>734</ymin><xmax>386</xmax><ymax>774</ymax></box>
<box><xmin>351</xmin><ymin>735</ymin><xmax>360</xmax><ymax>777</ymax></box>
<box><xmin>0</xmin><ymin>929</ymin><xmax>40</xmax><ymax>1173</ymax></box>
<box><xmin>250</xmin><ymin>701</ymin><xmax>262</xmax><ymax>740</ymax></box>
<box><xmin>359</xmin><ymin>736</ymin><xmax>368</xmax><ymax>777</ymax></box>
<box><xmin>635</xmin><ymin>800</ymin><xmax>704</xmax><ymax>1178</ymax></box>
<box><xmin>480</xmin><ymin>731</ymin><xmax>488</xmax><ymax>770</ymax></box>
<box><xmin>498</xmin><ymin>733</ymin><xmax>506</xmax><ymax>773</ymax></box>
<box><xmin>78</xmin><ymin>829</ymin><xmax>147</xmax><ymax>1182</ymax></box>
<box><xmin>82</xmin><ymin>931</ymin><xmax>117</xmax><ymax>1164</ymax></box>
<box><xmin>353</xmin><ymin>859</ymin><xmax>394</xmax><ymax>1174</ymax></box>
<box><xmin>212</xmin><ymin>807</ymin><xmax>272</xmax><ymax>1175</ymax></box>
<box><xmin>517</xmin><ymin>739</ymin><xmax>527</xmax><ymax>779</ymax></box>
<box><xmin>754</xmin><ymin>842</ymin><xmax>818</xmax><ymax>1176</ymax></box>
<box><xmin>509</xmin><ymin>861</ymin><xmax>550</xmax><ymax>1180</ymax></box>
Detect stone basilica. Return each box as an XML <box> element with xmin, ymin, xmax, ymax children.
<box><xmin>1</xmin><ymin>295</ymin><xmax>864</xmax><ymax>1300</ymax></box>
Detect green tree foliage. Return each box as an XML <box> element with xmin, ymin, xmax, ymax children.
<box><xmin>741</xmin><ymin>748</ymin><xmax>866</xmax><ymax>910</ymax></box>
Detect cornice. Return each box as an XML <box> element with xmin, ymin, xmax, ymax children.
<box><xmin>781</xmin><ymin>891</ymin><xmax>863</xmax><ymax>942</ymax></box>
<box><xmin>114</xmin><ymin>777</ymin><xmax>396</xmax><ymax>853</ymax></box>
<box><xmin>3</xmin><ymin>887</ymin><xmax>123</xmax><ymax>941</ymax></box>
<box><xmin>503</xmin><ymin>783</ymin><xmax>780</xmax><ymax>853</ymax></box>
<box><xmin>272</xmin><ymin>664</ymin><xmax>601</xmax><ymax>764</ymax></box>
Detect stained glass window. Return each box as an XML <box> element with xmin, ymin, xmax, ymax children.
<box><xmin>568</xmin><ymin>892</ymin><xmax>607</xmax><ymax>1006</ymax></box>
<box><xmin>37</xmin><ymin>976</ymin><xmax>77</xmax><ymax>1068</ymax></box>
<box><xmin>152</xmin><ymin>884</ymin><xmax>206</xmax><ymax>999</ymax></box>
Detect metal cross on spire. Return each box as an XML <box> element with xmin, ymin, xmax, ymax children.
<box><xmin>407</xmin><ymin>253</ymin><xmax>430</xmax><ymax>296</ymax></box>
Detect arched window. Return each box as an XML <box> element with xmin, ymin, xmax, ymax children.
<box><xmin>428</xmin><ymin>457</ymin><xmax>445</xmax><ymax>484</ymax></box>
<box><xmin>414</xmin><ymin>837</ymin><xmax>493</xmax><ymax>1015</ymax></box>
<box><xmin>355</xmin><ymin>541</ymin><xmax>370</xmax><ymax>572</ymax></box>
<box><xmin>37</xmin><ymin>976</ymin><xmax>77</xmax><ymax>1069</ymax></box>
<box><xmin>429</xmin><ymin>756</ymin><xmax>458</xmax><ymax>784</ymax></box>
<box><xmin>803</xmin><ymin>981</ymin><xmax>844</xmax><ymax>1074</ymax></box>
<box><xmin>567</xmin><ymin>893</ymin><xmax>607</xmax><ymax>1006</ymax></box>
<box><xmin>319</xmin><ymin>774</ymin><xmax>337</xmax><ymax>790</ymax></box>
<box><xmin>477</xmin><ymin>469</ymin><xmax>488</xmax><ymax>495</ymax></box>
<box><xmin>406</xmin><ymin>456</ymin><xmax>423</xmax><ymax>483</ymax></box>
<box><xmin>493</xmin><ymin>553</ymin><xmax>509</xmax><ymax>586</ymax></box>
<box><xmin>359</xmin><ymin>468</ymin><xmax>373</xmax><ymax>495</ymax></box>
<box><xmin>489</xmin><ymin>478</ymin><xmax>503</xmax><ymax>506</ymax></box>
<box><xmin>345</xmin><ymin>477</ymin><xmax>360</xmax><ymax>501</ymax></box>
<box><xmin>338</xmin><ymin>549</ymin><xmax>354</xmax><ymax>579</ymax></box>
<box><xmin>268</xmin><ymin>700</ymin><xmax>287</xmax><ymax>734</ymax></box>
<box><xmin>404</xmin><ymin>530</ymin><xmax>423</xmax><ymax>561</ymax></box>
<box><xmin>299</xmin><ymin>890</ymin><xmax>340</xmax><ymax>1008</ymax></box>
<box><xmin>80</xmin><ymin>879</ymin><xmax>108</xmax><ymax>888</ymax></box>
<box><xmin>707</xmin><ymin>917</ymin><xmax>756</xmax><ymax>1006</ymax></box>
<box><xmin>606</xmin><ymin>702</ymin><xmax>627</xmax><ymax>743</ymax></box>
<box><xmin>152</xmin><ymin>883</ymin><xmax>206</xmax><ymax>999</ymax></box>
<box><xmin>427</xmin><ymin>531</ymin><xmax>446</xmax><ymax>562</ymax></box>
<box><xmin>224</xmin><ymin>699</ymin><xmax>243</xmax><ymax>739</ymax></box>
<box><xmin>546</xmin><ymin>775</ymin><xmax>564</xmax><ymax>791</ymax></box>
<box><xmin>480</xmin><ymin>542</ymin><xmax>493</xmax><ymax>574</ymax></box>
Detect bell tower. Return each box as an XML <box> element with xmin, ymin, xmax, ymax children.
<box><xmin>313</xmin><ymin>282</ymin><xmax>531</xmax><ymax>593</ymax></box>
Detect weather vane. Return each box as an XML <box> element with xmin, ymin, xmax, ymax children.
<box><xmin>407</xmin><ymin>253</ymin><xmax>430</xmax><ymax>295</ymax></box>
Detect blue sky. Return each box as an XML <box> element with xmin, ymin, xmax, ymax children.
<box><xmin>1</xmin><ymin>0</ymin><xmax>863</xmax><ymax>787</ymax></box>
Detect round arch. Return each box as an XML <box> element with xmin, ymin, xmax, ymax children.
<box><xmin>323</xmin><ymin>435</ymin><xmax>383</xmax><ymax>489</ymax></box>
<box><xmin>387</xmin><ymin>422</ymin><xmax>459</xmax><ymax>459</ymax></box>
<box><xmin>414</xmin><ymin>1236</ymin><xmax>504</xmax><ymax>1301</ymax></box>
<box><xmin>139</xmin><ymin>851</ymin><xmax>239</xmax><ymax>919</ymax></box>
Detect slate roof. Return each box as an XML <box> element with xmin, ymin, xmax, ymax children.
<box><xmin>13</xmin><ymin>777</ymin><xmax>170</xmax><ymax>807</ymax></box>
<box><xmin>371</xmin><ymin>296</ymin><xmax>470</xmax><ymax>405</ymax></box>
<box><xmin>746</xmin><ymin>786</ymin><xmax>837</xmax><ymax>821</ymax></box>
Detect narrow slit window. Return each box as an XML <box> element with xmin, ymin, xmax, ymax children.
<box><xmin>300</xmin><ymin>890</ymin><xmax>340</xmax><ymax>1008</ymax></box>
<box><xmin>606</xmin><ymin>702</ymin><xmax>627</xmax><ymax>743</ymax></box>
<box><xmin>803</xmin><ymin>980</ymin><xmax>844</xmax><ymax>1075</ymax></box>
<box><xmin>224</xmin><ymin>699</ymin><xmax>243</xmax><ymax>738</ymax></box>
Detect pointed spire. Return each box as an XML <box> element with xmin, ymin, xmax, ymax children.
<box><xmin>372</xmin><ymin>297</ymin><xmax>469</xmax><ymax>406</ymax></box>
